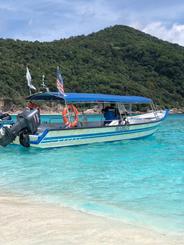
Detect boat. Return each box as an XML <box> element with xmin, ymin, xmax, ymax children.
<box><xmin>0</xmin><ymin>92</ymin><xmax>168</xmax><ymax>149</ymax></box>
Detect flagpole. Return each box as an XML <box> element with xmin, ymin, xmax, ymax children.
<box><xmin>56</xmin><ymin>66</ymin><xmax>71</xmax><ymax>125</ymax></box>
<box><xmin>64</xmin><ymin>95</ymin><xmax>71</xmax><ymax>124</ymax></box>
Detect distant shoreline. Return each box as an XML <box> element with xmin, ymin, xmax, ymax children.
<box><xmin>2</xmin><ymin>106</ymin><xmax>184</xmax><ymax>116</ymax></box>
<box><xmin>9</xmin><ymin>110</ymin><xmax>184</xmax><ymax>116</ymax></box>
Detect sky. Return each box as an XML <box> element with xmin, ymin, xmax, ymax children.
<box><xmin>0</xmin><ymin>0</ymin><xmax>184</xmax><ymax>45</ymax></box>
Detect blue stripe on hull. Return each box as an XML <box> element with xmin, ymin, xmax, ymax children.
<box><xmin>30</xmin><ymin>125</ymin><xmax>158</xmax><ymax>145</ymax></box>
<box><xmin>37</xmin><ymin>132</ymin><xmax>156</xmax><ymax>150</ymax></box>
<box><xmin>31</xmin><ymin>128</ymin><xmax>157</xmax><ymax>149</ymax></box>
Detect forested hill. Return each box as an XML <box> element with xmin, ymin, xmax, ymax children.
<box><xmin>0</xmin><ymin>25</ymin><xmax>184</xmax><ymax>107</ymax></box>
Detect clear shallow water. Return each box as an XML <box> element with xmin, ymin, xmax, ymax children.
<box><xmin>0</xmin><ymin>114</ymin><xmax>184</xmax><ymax>234</ymax></box>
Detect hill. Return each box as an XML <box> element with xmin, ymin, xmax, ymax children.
<box><xmin>0</xmin><ymin>25</ymin><xmax>184</xmax><ymax>108</ymax></box>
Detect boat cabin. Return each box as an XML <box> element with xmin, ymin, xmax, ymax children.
<box><xmin>26</xmin><ymin>92</ymin><xmax>163</xmax><ymax>131</ymax></box>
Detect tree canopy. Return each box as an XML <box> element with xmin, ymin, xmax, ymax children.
<box><xmin>0</xmin><ymin>25</ymin><xmax>184</xmax><ymax>107</ymax></box>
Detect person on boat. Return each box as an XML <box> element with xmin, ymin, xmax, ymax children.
<box><xmin>102</xmin><ymin>104</ymin><xmax>120</xmax><ymax>125</ymax></box>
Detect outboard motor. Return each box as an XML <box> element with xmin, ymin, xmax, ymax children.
<box><xmin>0</xmin><ymin>108</ymin><xmax>40</xmax><ymax>147</ymax></box>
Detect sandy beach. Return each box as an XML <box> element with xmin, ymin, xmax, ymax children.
<box><xmin>0</xmin><ymin>193</ymin><xmax>183</xmax><ymax>245</ymax></box>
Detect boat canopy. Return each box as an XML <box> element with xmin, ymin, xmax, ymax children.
<box><xmin>27</xmin><ymin>92</ymin><xmax>152</xmax><ymax>104</ymax></box>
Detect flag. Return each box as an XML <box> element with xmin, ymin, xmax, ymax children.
<box><xmin>26</xmin><ymin>67</ymin><xmax>36</xmax><ymax>90</ymax></box>
<box><xmin>56</xmin><ymin>66</ymin><xmax>65</xmax><ymax>95</ymax></box>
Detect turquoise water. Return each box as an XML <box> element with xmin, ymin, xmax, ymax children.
<box><xmin>0</xmin><ymin>114</ymin><xmax>183</xmax><ymax>234</ymax></box>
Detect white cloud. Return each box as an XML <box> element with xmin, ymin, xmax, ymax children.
<box><xmin>74</xmin><ymin>0</ymin><xmax>120</xmax><ymax>22</ymax></box>
<box><xmin>1</xmin><ymin>0</ymin><xmax>184</xmax><ymax>45</ymax></box>
<box><xmin>0</xmin><ymin>2</ymin><xmax>16</xmax><ymax>12</ymax></box>
<box><xmin>7</xmin><ymin>0</ymin><xmax>124</xmax><ymax>41</ymax></box>
<box><xmin>139</xmin><ymin>22</ymin><xmax>184</xmax><ymax>46</ymax></box>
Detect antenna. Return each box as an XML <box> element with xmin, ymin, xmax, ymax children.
<box><xmin>41</xmin><ymin>75</ymin><xmax>49</xmax><ymax>92</ymax></box>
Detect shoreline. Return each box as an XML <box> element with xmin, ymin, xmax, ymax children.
<box><xmin>0</xmin><ymin>191</ymin><xmax>183</xmax><ymax>245</ymax></box>
<box><xmin>5</xmin><ymin>106</ymin><xmax>184</xmax><ymax>116</ymax></box>
<box><xmin>8</xmin><ymin>111</ymin><xmax>184</xmax><ymax>116</ymax></box>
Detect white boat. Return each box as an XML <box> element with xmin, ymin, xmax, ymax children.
<box><xmin>0</xmin><ymin>92</ymin><xmax>168</xmax><ymax>148</ymax></box>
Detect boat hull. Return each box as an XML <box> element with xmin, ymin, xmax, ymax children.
<box><xmin>12</xmin><ymin>109</ymin><xmax>169</xmax><ymax>149</ymax></box>
<box><xmin>13</xmin><ymin>120</ymin><xmax>160</xmax><ymax>148</ymax></box>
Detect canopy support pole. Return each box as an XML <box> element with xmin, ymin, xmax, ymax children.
<box><xmin>58</xmin><ymin>93</ymin><xmax>71</xmax><ymax>126</ymax></box>
<box><xmin>117</xmin><ymin>103</ymin><xmax>123</xmax><ymax>122</ymax></box>
<box><xmin>151</xmin><ymin>102</ymin><xmax>158</xmax><ymax>119</ymax></box>
<box><xmin>63</xmin><ymin>96</ymin><xmax>72</xmax><ymax>125</ymax></box>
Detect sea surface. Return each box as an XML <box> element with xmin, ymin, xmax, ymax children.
<box><xmin>0</xmin><ymin>114</ymin><xmax>183</xmax><ymax>234</ymax></box>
